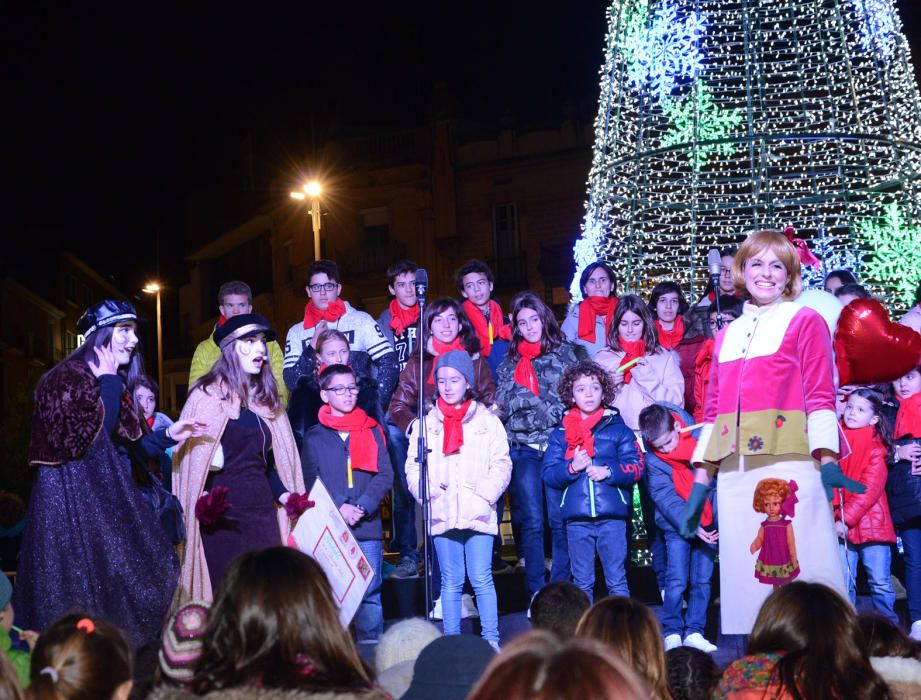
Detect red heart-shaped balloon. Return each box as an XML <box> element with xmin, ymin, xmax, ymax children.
<box><xmin>834</xmin><ymin>298</ymin><xmax>921</xmax><ymax>386</ymax></box>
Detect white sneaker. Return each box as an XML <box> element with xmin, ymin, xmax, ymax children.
<box><xmin>683</xmin><ymin>632</ymin><xmax>717</xmax><ymax>653</ymax></box>
<box><xmin>430</xmin><ymin>597</ymin><xmax>443</xmax><ymax>620</ymax></box>
<box><xmin>461</xmin><ymin>593</ymin><xmax>480</xmax><ymax>619</ymax></box>
<box><xmin>911</xmin><ymin>620</ymin><xmax>921</xmax><ymax>641</ymax></box>
<box><xmin>664</xmin><ymin>634</ymin><xmax>683</xmax><ymax>651</ymax></box>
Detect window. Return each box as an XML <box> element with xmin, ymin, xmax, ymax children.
<box><xmin>492</xmin><ymin>203</ymin><xmax>525</xmax><ymax>287</ymax></box>
<box><xmin>360</xmin><ymin>207</ymin><xmax>391</xmax><ymax>250</ymax></box>
<box><xmin>65</xmin><ymin>276</ymin><xmax>76</xmax><ymax>304</ymax></box>
<box><xmin>65</xmin><ymin>332</ymin><xmax>79</xmax><ymax>355</ymax></box>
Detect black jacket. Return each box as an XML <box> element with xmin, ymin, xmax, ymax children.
<box><xmin>300</xmin><ymin>421</ymin><xmax>394</xmax><ymax>541</ymax></box>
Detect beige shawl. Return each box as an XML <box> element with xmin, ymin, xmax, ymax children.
<box><xmin>172</xmin><ymin>385</ymin><xmax>304</xmax><ymax>603</ymax></box>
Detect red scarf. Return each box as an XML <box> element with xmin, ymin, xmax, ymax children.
<box><xmin>463</xmin><ymin>299</ymin><xmax>510</xmax><ymax>357</ymax></box>
<box><xmin>303</xmin><ymin>299</ymin><xmax>347</xmax><ymax>329</ymax></box>
<box><xmin>147</xmin><ymin>416</ymin><xmax>155</xmax><ymax>429</ymax></box>
<box><xmin>577</xmin><ymin>297</ymin><xmax>617</xmax><ymax>343</ymax></box>
<box><xmin>655</xmin><ymin>316</ymin><xmax>685</xmax><ymax>350</ymax></box>
<box><xmin>514</xmin><ymin>341</ymin><xmax>542</xmax><ymax>395</ymax></box>
<box><xmin>835</xmin><ymin>425</ymin><xmax>879</xmax><ymax>512</ymax></box>
<box><xmin>427</xmin><ymin>337</ymin><xmax>466</xmax><ymax>384</ymax></box>
<box><xmin>652</xmin><ymin>414</ymin><xmax>712</xmax><ymax>527</ymax></box>
<box><xmin>437</xmin><ymin>398</ymin><xmax>471</xmax><ymax>455</ymax></box>
<box><xmin>317</xmin><ymin>405</ymin><xmax>380</xmax><ymax>473</ymax></box>
<box><xmin>388</xmin><ymin>300</ymin><xmax>419</xmax><ymax>336</ymax></box>
<box><xmin>562</xmin><ymin>407</ymin><xmax>603</xmax><ymax>459</ymax></box>
<box><xmin>896</xmin><ymin>393</ymin><xmax>921</xmax><ymax>439</ymax></box>
<box><xmin>618</xmin><ymin>339</ymin><xmax>646</xmax><ymax>384</ymax></box>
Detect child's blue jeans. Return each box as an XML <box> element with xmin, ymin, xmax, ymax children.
<box><xmin>662</xmin><ymin>532</ymin><xmax>716</xmax><ymax>638</ymax></box>
<box><xmin>566</xmin><ymin>518</ymin><xmax>629</xmax><ymax>603</ymax></box>
<box><xmin>839</xmin><ymin>540</ymin><xmax>897</xmax><ymax>624</ymax></box>
<box><xmin>433</xmin><ymin>529</ymin><xmax>499</xmax><ymax>643</ymax></box>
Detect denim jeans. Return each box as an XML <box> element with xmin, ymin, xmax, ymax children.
<box><xmin>639</xmin><ymin>478</ymin><xmax>668</xmax><ymax>591</ymax></box>
<box><xmin>661</xmin><ymin>532</ymin><xmax>716</xmax><ymax>637</ymax></box>
<box><xmin>901</xmin><ymin>521</ymin><xmax>921</xmax><ymax>623</ymax></box>
<box><xmin>354</xmin><ymin>538</ymin><xmax>383</xmax><ymax>643</ymax></box>
<box><xmin>387</xmin><ymin>421</ymin><xmax>417</xmax><ymax>560</ymax></box>
<box><xmin>840</xmin><ymin>541</ymin><xmax>898</xmax><ymax>623</ymax></box>
<box><xmin>433</xmin><ymin>530</ymin><xmax>499</xmax><ymax>642</ymax></box>
<box><xmin>509</xmin><ymin>444</ymin><xmax>570</xmax><ymax>596</ymax></box>
<box><xmin>566</xmin><ymin>518</ymin><xmax>629</xmax><ymax>603</ymax></box>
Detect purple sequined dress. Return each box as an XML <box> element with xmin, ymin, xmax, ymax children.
<box><xmin>13</xmin><ymin>431</ymin><xmax>179</xmax><ymax>648</ymax></box>
<box><xmin>201</xmin><ymin>409</ymin><xmax>280</xmax><ymax>590</ymax></box>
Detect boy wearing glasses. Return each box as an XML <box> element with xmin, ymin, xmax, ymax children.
<box><xmin>301</xmin><ymin>363</ymin><xmax>393</xmax><ymax>650</ymax></box>
<box><xmin>284</xmin><ymin>260</ymin><xmax>397</xmax><ymax>410</ymax></box>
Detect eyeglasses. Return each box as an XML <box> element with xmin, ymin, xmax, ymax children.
<box><xmin>309</xmin><ymin>282</ymin><xmax>338</xmax><ymax>293</ymax></box>
<box><xmin>326</xmin><ymin>385</ymin><xmax>359</xmax><ymax>395</ymax></box>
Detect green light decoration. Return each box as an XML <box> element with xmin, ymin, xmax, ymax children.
<box><xmin>661</xmin><ymin>80</ymin><xmax>744</xmax><ymax>169</ymax></box>
<box><xmin>572</xmin><ymin>0</ymin><xmax>921</xmax><ymax>307</ymax></box>
<box><xmin>856</xmin><ymin>202</ymin><xmax>921</xmax><ymax>307</ymax></box>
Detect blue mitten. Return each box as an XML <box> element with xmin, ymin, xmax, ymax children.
<box><xmin>679</xmin><ymin>482</ymin><xmax>711</xmax><ymax>538</ymax></box>
<box><xmin>820</xmin><ymin>461</ymin><xmax>866</xmax><ymax>501</ymax></box>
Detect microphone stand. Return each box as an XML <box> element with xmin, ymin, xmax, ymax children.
<box><xmin>711</xmin><ymin>276</ymin><xmax>724</xmax><ymax>330</ymax></box>
<box><xmin>414</xmin><ymin>294</ymin><xmax>434</xmax><ymax>621</ymax></box>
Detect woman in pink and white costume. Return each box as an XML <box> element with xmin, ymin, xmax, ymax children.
<box><xmin>680</xmin><ymin>230</ymin><xmax>865</xmax><ymax>634</ymax></box>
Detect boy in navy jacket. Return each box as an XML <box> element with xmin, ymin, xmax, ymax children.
<box><xmin>301</xmin><ymin>364</ymin><xmax>394</xmax><ymax>650</ymax></box>
<box><xmin>543</xmin><ymin>361</ymin><xmax>644</xmax><ymax>602</ymax></box>
<box><xmin>640</xmin><ymin>403</ymin><xmax>718</xmax><ymax>654</ymax></box>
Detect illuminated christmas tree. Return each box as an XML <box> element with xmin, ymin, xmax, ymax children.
<box><xmin>572</xmin><ymin>0</ymin><xmax>921</xmax><ymax>307</ymax></box>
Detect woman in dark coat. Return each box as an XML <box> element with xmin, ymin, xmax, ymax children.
<box><xmin>14</xmin><ymin>301</ymin><xmax>203</xmax><ymax>647</ymax></box>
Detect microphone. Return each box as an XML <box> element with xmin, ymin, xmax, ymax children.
<box><xmin>415</xmin><ymin>268</ymin><xmax>429</xmax><ymax>303</ymax></box>
<box><xmin>707</xmin><ymin>248</ymin><xmax>721</xmax><ymax>280</ymax></box>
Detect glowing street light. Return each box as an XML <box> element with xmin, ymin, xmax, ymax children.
<box><xmin>142</xmin><ymin>282</ymin><xmax>163</xmax><ymax>394</ymax></box>
<box><xmin>290</xmin><ymin>180</ymin><xmax>324</xmax><ymax>260</ymax></box>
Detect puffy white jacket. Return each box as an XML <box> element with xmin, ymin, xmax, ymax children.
<box><xmin>406</xmin><ymin>401</ymin><xmax>512</xmax><ymax>536</ymax></box>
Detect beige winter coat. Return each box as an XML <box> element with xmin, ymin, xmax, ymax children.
<box><xmin>172</xmin><ymin>385</ymin><xmax>305</xmax><ymax>604</ymax></box>
<box><xmin>405</xmin><ymin>401</ymin><xmax>512</xmax><ymax>536</ymax></box>
<box><xmin>593</xmin><ymin>348</ymin><xmax>685</xmax><ymax>430</ymax></box>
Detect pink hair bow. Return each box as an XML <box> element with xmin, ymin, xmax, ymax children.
<box><xmin>783</xmin><ymin>226</ymin><xmax>821</xmax><ymax>269</ymax></box>
<box><xmin>781</xmin><ymin>479</ymin><xmax>799</xmax><ymax>518</ymax></box>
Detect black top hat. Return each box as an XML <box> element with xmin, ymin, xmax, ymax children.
<box><xmin>76</xmin><ymin>300</ymin><xmax>139</xmax><ymax>336</ymax></box>
<box><xmin>213</xmin><ymin>313</ymin><xmax>277</xmax><ymax>350</ymax></box>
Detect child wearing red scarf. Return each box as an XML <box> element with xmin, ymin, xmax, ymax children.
<box><xmin>300</xmin><ymin>364</ymin><xmax>394</xmax><ymax>648</ymax></box>
<box><xmin>832</xmin><ymin>388</ymin><xmax>897</xmax><ymax>624</ymax></box>
<box><xmin>405</xmin><ymin>351</ymin><xmax>512</xmax><ymax>649</ymax></box>
<box><xmin>888</xmin><ymin>365</ymin><xmax>921</xmax><ymax>639</ymax></box>
<box><xmin>639</xmin><ymin>403</ymin><xmax>718</xmax><ymax>653</ymax></box>
<box><xmin>543</xmin><ymin>361</ymin><xmax>644</xmax><ymax>603</ymax></box>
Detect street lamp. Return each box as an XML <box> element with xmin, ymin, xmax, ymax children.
<box><xmin>142</xmin><ymin>282</ymin><xmax>163</xmax><ymax>395</ymax></box>
<box><xmin>290</xmin><ymin>180</ymin><xmax>323</xmax><ymax>260</ymax></box>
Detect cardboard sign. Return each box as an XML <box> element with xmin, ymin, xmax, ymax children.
<box><xmin>288</xmin><ymin>478</ymin><xmax>373</xmax><ymax>626</ymax></box>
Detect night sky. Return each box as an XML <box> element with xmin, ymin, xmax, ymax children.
<box><xmin>3</xmin><ymin>1</ymin><xmax>920</xmax><ymax>295</ymax></box>
<box><xmin>3</xmin><ymin>1</ymin><xmax>608</xmax><ymax>293</ymax></box>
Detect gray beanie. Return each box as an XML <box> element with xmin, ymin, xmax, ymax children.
<box><xmin>434</xmin><ymin>350</ymin><xmax>475</xmax><ymax>387</ymax></box>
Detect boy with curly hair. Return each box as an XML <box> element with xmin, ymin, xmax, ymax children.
<box><xmin>542</xmin><ymin>361</ymin><xmax>645</xmax><ymax>602</ymax></box>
